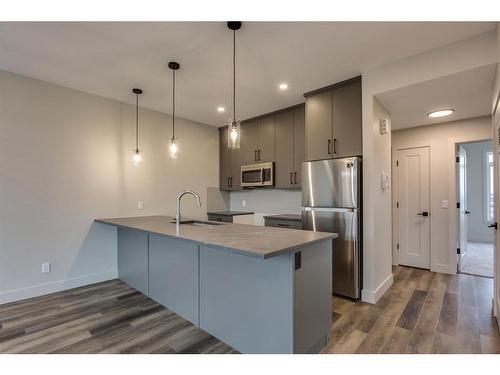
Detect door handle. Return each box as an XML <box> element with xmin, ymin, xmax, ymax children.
<box><xmin>333</xmin><ymin>138</ymin><xmax>338</xmax><ymax>154</ymax></box>
<box><xmin>488</xmin><ymin>222</ymin><xmax>498</xmax><ymax>230</ymax></box>
<box><xmin>417</xmin><ymin>211</ymin><xmax>429</xmax><ymax>217</ymax></box>
<box><xmin>465</xmin><ymin>210</ymin><xmax>471</xmax><ymax>215</ymax></box>
<box><xmin>294</xmin><ymin>171</ymin><xmax>297</xmax><ymax>185</ymax></box>
<box><xmin>327</xmin><ymin>139</ymin><xmax>332</xmax><ymax>155</ymax></box>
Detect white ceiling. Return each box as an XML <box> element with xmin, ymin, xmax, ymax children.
<box><xmin>376</xmin><ymin>64</ymin><xmax>497</xmax><ymax>130</ymax></box>
<box><xmin>0</xmin><ymin>22</ymin><xmax>496</xmax><ymax>127</ymax></box>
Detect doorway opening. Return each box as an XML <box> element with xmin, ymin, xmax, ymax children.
<box><xmin>457</xmin><ymin>139</ymin><xmax>494</xmax><ymax>278</ymax></box>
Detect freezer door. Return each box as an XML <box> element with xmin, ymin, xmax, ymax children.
<box><xmin>302</xmin><ymin>157</ymin><xmax>360</xmax><ymax>208</ymax></box>
<box><xmin>302</xmin><ymin>208</ymin><xmax>360</xmax><ymax>299</ymax></box>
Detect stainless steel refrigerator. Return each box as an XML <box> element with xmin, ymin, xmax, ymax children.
<box><xmin>302</xmin><ymin>157</ymin><xmax>361</xmax><ymax>299</ymax></box>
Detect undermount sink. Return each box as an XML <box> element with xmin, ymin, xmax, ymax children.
<box><xmin>172</xmin><ymin>220</ymin><xmax>225</xmax><ymax>227</ymax></box>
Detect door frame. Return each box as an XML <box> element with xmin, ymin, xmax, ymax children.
<box><xmin>456</xmin><ymin>144</ymin><xmax>468</xmax><ymax>273</ymax></box>
<box><xmin>448</xmin><ymin>136</ymin><xmax>492</xmax><ymax>276</ymax></box>
<box><xmin>392</xmin><ymin>145</ymin><xmax>431</xmax><ymax>267</ymax></box>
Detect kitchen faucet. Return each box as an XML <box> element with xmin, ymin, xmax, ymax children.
<box><xmin>175</xmin><ymin>190</ymin><xmax>202</xmax><ymax>226</ymax></box>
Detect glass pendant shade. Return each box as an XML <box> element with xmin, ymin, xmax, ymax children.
<box><xmin>132</xmin><ymin>149</ymin><xmax>142</xmax><ymax>166</ymax></box>
<box><xmin>227</xmin><ymin>119</ymin><xmax>241</xmax><ymax>149</ymax></box>
<box><xmin>169</xmin><ymin>137</ymin><xmax>178</xmax><ymax>159</ymax></box>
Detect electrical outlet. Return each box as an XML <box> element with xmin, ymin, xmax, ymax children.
<box><xmin>137</xmin><ymin>201</ymin><xmax>144</xmax><ymax>210</ymax></box>
<box><xmin>42</xmin><ymin>262</ymin><xmax>51</xmax><ymax>274</ymax></box>
<box><xmin>242</xmin><ymin>200</ymin><xmax>246</xmax><ymax>207</ymax></box>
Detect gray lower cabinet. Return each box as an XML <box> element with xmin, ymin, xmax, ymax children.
<box><xmin>264</xmin><ymin>218</ymin><xmax>302</xmax><ymax>229</ymax></box>
<box><xmin>117</xmin><ymin>228</ymin><xmax>149</xmax><ymax>296</ymax></box>
<box><xmin>305</xmin><ymin>77</ymin><xmax>362</xmax><ymax>161</ymax></box>
<box><xmin>148</xmin><ymin>234</ymin><xmax>199</xmax><ymax>325</ymax></box>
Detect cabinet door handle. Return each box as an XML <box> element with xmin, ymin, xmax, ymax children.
<box><xmin>294</xmin><ymin>172</ymin><xmax>297</xmax><ymax>185</ymax></box>
<box><xmin>328</xmin><ymin>139</ymin><xmax>332</xmax><ymax>155</ymax></box>
<box><xmin>258</xmin><ymin>149</ymin><xmax>261</xmax><ymax>161</ymax></box>
<box><xmin>290</xmin><ymin>172</ymin><xmax>293</xmax><ymax>185</ymax></box>
<box><xmin>227</xmin><ymin>177</ymin><xmax>230</xmax><ymax>188</ymax></box>
<box><xmin>333</xmin><ymin>138</ymin><xmax>338</xmax><ymax>154</ymax></box>
<box><xmin>254</xmin><ymin>150</ymin><xmax>257</xmax><ymax>161</ymax></box>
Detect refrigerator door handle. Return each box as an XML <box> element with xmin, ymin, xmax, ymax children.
<box><xmin>302</xmin><ymin>207</ymin><xmax>358</xmax><ymax>213</ymax></box>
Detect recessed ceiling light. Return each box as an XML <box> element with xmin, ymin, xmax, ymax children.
<box><xmin>427</xmin><ymin>109</ymin><xmax>455</xmax><ymax>118</ymax></box>
<box><xmin>217</xmin><ymin>107</ymin><xmax>225</xmax><ymax>113</ymax></box>
<box><xmin>279</xmin><ymin>83</ymin><xmax>288</xmax><ymax>91</ymax></box>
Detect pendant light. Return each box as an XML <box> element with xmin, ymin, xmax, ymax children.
<box><xmin>132</xmin><ymin>88</ymin><xmax>143</xmax><ymax>166</ymax></box>
<box><xmin>227</xmin><ymin>21</ymin><xmax>242</xmax><ymax>149</ymax></box>
<box><xmin>168</xmin><ymin>61</ymin><xmax>180</xmax><ymax>159</ymax></box>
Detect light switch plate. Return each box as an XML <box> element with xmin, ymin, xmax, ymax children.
<box><xmin>242</xmin><ymin>200</ymin><xmax>246</xmax><ymax>207</ymax></box>
<box><xmin>441</xmin><ymin>200</ymin><xmax>449</xmax><ymax>209</ymax></box>
<box><xmin>137</xmin><ymin>201</ymin><xmax>144</xmax><ymax>210</ymax></box>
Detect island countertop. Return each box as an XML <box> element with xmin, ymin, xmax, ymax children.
<box><xmin>95</xmin><ymin>215</ymin><xmax>337</xmax><ymax>259</ymax></box>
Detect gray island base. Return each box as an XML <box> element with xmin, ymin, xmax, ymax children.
<box><xmin>95</xmin><ymin>216</ymin><xmax>337</xmax><ymax>354</ymax></box>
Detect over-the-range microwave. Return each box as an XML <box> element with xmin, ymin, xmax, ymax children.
<box><xmin>241</xmin><ymin>162</ymin><xmax>274</xmax><ymax>188</ymax></box>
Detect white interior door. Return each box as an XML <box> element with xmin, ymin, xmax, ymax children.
<box><xmin>458</xmin><ymin>145</ymin><xmax>468</xmax><ymax>270</ymax></box>
<box><xmin>397</xmin><ymin>147</ymin><xmax>431</xmax><ymax>269</ymax></box>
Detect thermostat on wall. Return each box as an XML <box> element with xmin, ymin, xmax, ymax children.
<box><xmin>380</xmin><ymin>118</ymin><xmax>389</xmax><ymax>134</ymax></box>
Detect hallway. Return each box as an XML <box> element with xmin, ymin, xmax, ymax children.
<box><xmin>461</xmin><ymin>242</ymin><xmax>494</xmax><ymax>278</ymax></box>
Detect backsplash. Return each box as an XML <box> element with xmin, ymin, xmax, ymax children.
<box><xmin>229</xmin><ymin>189</ymin><xmax>302</xmax><ymax>214</ymax></box>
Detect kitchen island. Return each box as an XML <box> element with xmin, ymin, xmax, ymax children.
<box><xmin>95</xmin><ymin>215</ymin><xmax>337</xmax><ymax>354</ymax></box>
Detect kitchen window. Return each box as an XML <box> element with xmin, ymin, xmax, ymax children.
<box><xmin>485</xmin><ymin>151</ymin><xmax>494</xmax><ymax>223</ymax></box>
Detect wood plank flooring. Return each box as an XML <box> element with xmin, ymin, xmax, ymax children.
<box><xmin>1</xmin><ymin>266</ymin><xmax>498</xmax><ymax>354</ymax></box>
<box><xmin>0</xmin><ymin>279</ymin><xmax>236</xmax><ymax>354</ymax></box>
<box><xmin>323</xmin><ymin>266</ymin><xmax>500</xmax><ymax>354</ymax></box>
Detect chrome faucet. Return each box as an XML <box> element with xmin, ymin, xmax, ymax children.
<box><xmin>175</xmin><ymin>190</ymin><xmax>202</xmax><ymax>226</ymax></box>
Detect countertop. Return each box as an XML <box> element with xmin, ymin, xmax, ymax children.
<box><xmin>95</xmin><ymin>215</ymin><xmax>336</xmax><ymax>259</ymax></box>
<box><xmin>206</xmin><ymin>211</ymin><xmax>254</xmax><ymax>216</ymax></box>
<box><xmin>263</xmin><ymin>214</ymin><xmax>302</xmax><ymax>222</ymax></box>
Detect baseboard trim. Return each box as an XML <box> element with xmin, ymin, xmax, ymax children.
<box><xmin>361</xmin><ymin>273</ymin><xmax>393</xmax><ymax>304</ymax></box>
<box><xmin>431</xmin><ymin>263</ymin><xmax>453</xmax><ymax>274</ymax></box>
<box><xmin>0</xmin><ymin>270</ymin><xmax>118</xmax><ymax>305</ymax></box>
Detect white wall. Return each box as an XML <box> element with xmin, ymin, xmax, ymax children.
<box><xmin>462</xmin><ymin>140</ymin><xmax>493</xmax><ymax>243</ymax></box>
<box><xmin>0</xmin><ymin>70</ymin><xmax>218</xmax><ymax>304</ymax></box>
<box><xmin>392</xmin><ymin>117</ymin><xmax>492</xmax><ymax>273</ymax></box>
<box><xmin>361</xmin><ymin>30</ymin><xmax>497</xmax><ymax>303</ymax></box>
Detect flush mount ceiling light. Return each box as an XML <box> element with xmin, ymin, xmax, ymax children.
<box><xmin>168</xmin><ymin>61</ymin><xmax>180</xmax><ymax>159</ymax></box>
<box><xmin>427</xmin><ymin>109</ymin><xmax>455</xmax><ymax>118</ymax></box>
<box><xmin>227</xmin><ymin>21</ymin><xmax>242</xmax><ymax>149</ymax></box>
<box><xmin>279</xmin><ymin>83</ymin><xmax>288</xmax><ymax>90</ymax></box>
<box><xmin>217</xmin><ymin>106</ymin><xmax>225</xmax><ymax>113</ymax></box>
<box><xmin>132</xmin><ymin>88</ymin><xmax>143</xmax><ymax>167</ymax></box>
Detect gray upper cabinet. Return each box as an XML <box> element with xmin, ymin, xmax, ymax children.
<box><xmin>305</xmin><ymin>77</ymin><xmax>362</xmax><ymax>161</ymax></box>
<box><xmin>275</xmin><ymin>111</ymin><xmax>294</xmax><ymax>188</ymax></box>
<box><xmin>241</xmin><ymin>120</ymin><xmax>259</xmax><ymax>165</ymax></box>
<box><xmin>275</xmin><ymin>107</ymin><xmax>305</xmax><ymax>189</ymax></box>
<box><xmin>293</xmin><ymin>107</ymin><xmax>305</xmax><ymax>188</ymax></box>
<box><xmin>219</xmin><ymin>126</ymin><xmax>242</xmax><ymax>191</ymax></box>
<box><xmin>241</xmin><ymin>117</ymin><xmax>275</xmax><ymax>164</ymax></box>
<box><xmin>305</xmin><ymin>90</ymin><xmax>333</xmax><ymax>161</ymax></box>
<box><xmin>257</xmin><ymin>116</ymin><xmax>275</xmax><ymax>163</ymax></box>
<box><xmin>332</xmin><ymin>80</ymin><xmax>362</xmax><ymax>158</ymax></box>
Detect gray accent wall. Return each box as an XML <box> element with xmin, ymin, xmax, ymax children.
<box><xmin>462</xmin><ymin>140</ymin><xmax>493</xmax><ymax>243</ymax></box>
<box><xmin>229</xmin><ymin>189</ymin><xmax>302</xmax><ymax>214</ymax></box>
<box><xmin>0</xmin><ymin>70</ymin><xmax>218</xmax><ymax>303</ymax></box>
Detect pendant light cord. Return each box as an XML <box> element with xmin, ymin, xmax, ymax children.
<box><xmin>135</xmin><ymin>92</ymin><xmax>139</xmax><ymax>151</ymax></box>
<box><xmin>232</xmin><ymin>29</ymin><xmax>236</xmax><ymax>122</ymax></box>
<box><xmin>172</xmin><ymin>69</ymin><xmax>176</xmax><ymax>139</ymax></box>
